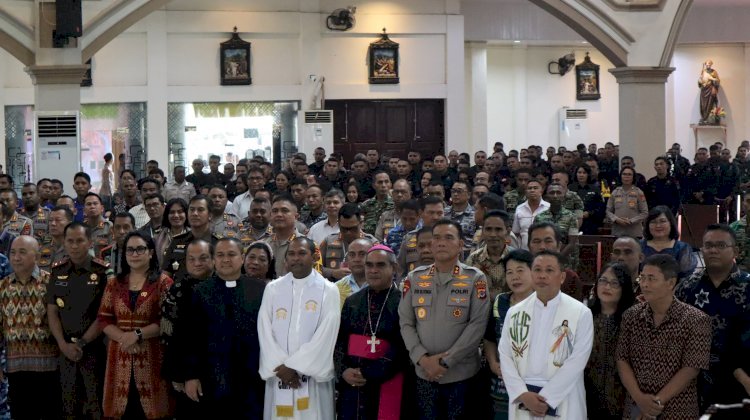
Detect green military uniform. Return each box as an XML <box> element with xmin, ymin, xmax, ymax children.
<box><xmin>3</xmin><ymin>212</ymin><xmax>33</xmax><ymax>237</ymax></box>
<box><xmin>237</xmin><ymin>221</ymin><xmax>273</xmax><ymax>253</ymax></box>
<box><xmin>45</xmin><ymin>256</ymin><xmax>111</xmax><ymax>419</ymax></box>
<box><xmin>88</xmin><ymin>219</ymin><xmax>113</xmax><ymax>258</ymax></box>
<box><xmin>23</xmin><ymin>207</ymin><xmax>50</xmax><ymax>244</ymax></box>
<box><xmin>503</xmin><ymin>190</ymin><xmax>525</xmax><ymax>223</ymax></box>
<box><xmin>535</xmin><ymin>207</ymin><xmax>580</xmax><ymax>269</ymax></box>
<box><xmin>320</xmin><ymin>231</ymin><xmax>378</xmax><ymax>280</ymax></box>
<box><xmin>730</xmin><ymin>218</ymin><xmax>750</xmax><ymax>271</ymax></box>
<box><xmin>563</xmin><ymin>190</ymin><xmax>585</xmax><ymax>221</ymax></box>
<box><xmin>210</xmin><ymin>213</ymin><xmax>241</xmax><ymax>239</ymax></box>
<box><xmin>396</xmin><ymin>230</ymin><xmax>421</xmax><ymax>279</ymax></box>
<box><xmin>375</xmin><ymin>209</ymin><xmax>399</xmax><ymax>242</ymax></box>
<box><xmin>465</xmin><ymin>244</ymin><xmax>512</xmax><ymax>298</ymax></box>
<box><xmin>398</xmin><ymin>263</ymin><xmax>490</xmax><ymax>385</ymax></box>
<box><xmin>360</xmin><ymin>195</ymin><xmax>394</xmax><ymax>236</ymax></box>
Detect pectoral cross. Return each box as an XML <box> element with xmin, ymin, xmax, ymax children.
<box><xmin>368</xmin><ymin>334</ymin><xmax>381</xmax><ymax>353</ymax></box>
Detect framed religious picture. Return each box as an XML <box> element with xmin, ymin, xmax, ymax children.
<box><xmin>220</xmin><ymin>27</ymin><xmax>251</xmax><ymax>86</ymax></box>
<box><xmin>576</xmin><ymin>52</ymin><xmax>600</xmax><ymax>100</ymax></box>
<box><xmin>368</xmin><ymin>28</ymin><xmax>399</xmax><ymax>84</ymax></box>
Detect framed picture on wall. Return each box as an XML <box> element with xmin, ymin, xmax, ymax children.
<box><xmin>368</xmin><ymin>29</ymin><xmax>399</xmax><ymax>84</ymax></box>
<box><xmin>576</xmin><ymin>52</ymin><xmax>601</xmax><ymax>100</ymax></box>
<box><xmin>220</xmin><ymin>27</ymin><xmax>252</xmax><ymax>86</ymax></box>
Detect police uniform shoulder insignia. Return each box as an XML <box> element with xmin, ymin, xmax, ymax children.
<box><xmin>92</xmin><ymin>257</ymin><xmax>111</xmax><ymax>268</ymax></box>
<box><xmin>51</xmin><ymin>257</ymin><xmax>69</xmax><ymax>268</ymax></box>
<box><xmin>402</xmin><ymin>279</ymin><xmax>410</xmax><ymax>297</ymax></box>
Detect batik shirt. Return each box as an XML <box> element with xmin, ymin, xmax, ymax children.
<box><xmin>675</xmin><ymin>266</ymin><xmax>750</xmax><ymax>402</ymax></box>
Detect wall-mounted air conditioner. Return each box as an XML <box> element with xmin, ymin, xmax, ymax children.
<box><xmin>558</xmin><ymin>107</ymin><xmax>588</xmax><ymax>149</ymax></box>
<box><xmin>34</xmin><ymin>111</ymin><xmax>80</xmax><ymax>193</ymax></box>
<box><xmin>298</xmin><ymin>110</ymin><xmax>333</xmax><ymax>160</ymax></box>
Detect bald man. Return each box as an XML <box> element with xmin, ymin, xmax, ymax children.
<box><xmin>0</xmin><ymin>236</ymin><xmax>61</xmax><ymax>418</ymax></box>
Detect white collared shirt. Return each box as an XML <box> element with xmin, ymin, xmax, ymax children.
<box><xmin>512</xmin><ymin>199</ymin><xmax>550</xmax><ymax>250</ymax></box>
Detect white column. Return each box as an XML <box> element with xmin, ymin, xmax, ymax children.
<box><xmin>445</xmin><ymin>15</ymin><xmax>465</xmax><ymax>153</ymax></box>
<box><xmin>745</xmin><ymin>43</ymin><xmax>750</xmax><ymax>143</ymax></box>
<box><xmin>146</xmin><ymin>11</ymin><xmax>168</xmax><ymax>165</ymax></box>
<box><xmin>0</xmin><ymin>49</ymin><xmax>6</xmax><ymax>170</ymax></box>
<box><xmin>469</xmin><ymin>41</ymin><xmax>487</xmax><ymax>153</ymax></box>
<box><xmin>511</xmin><ymin>45</ymin><xmax>527</xmax><ymax>151</ymax></box>
<box><xmin>610</xmin><ymin>67</ymin><xmax>674</xmax><ymax>178</ymax></box>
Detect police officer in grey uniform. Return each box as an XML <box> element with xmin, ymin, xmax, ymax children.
<box><xmin>0</xmin><ymin>189</ymin><xmax>33</xmax><ymax>237</ymax></box>
<box><xmin>45</xmin><ymin>222</ymin><xmax>111</xmax><ymax>419</ymax></box>
<box><xmin>399</xmin><ymin>219</ymin><xmax>490</xmax><ymax>419</ymax></box>
<box><xmin>82</xmin><ymin>193</ymin><xmax>113</xmax><ymax>258</ymax></box>
<box><xmin>319</xmin><ymin>203</ymin><xmax>378</xmax><ymax>281</ymax></box>
<box><xmin>21</xmin><ymin>182</ymin><xmax>51</xmax><ymax>243</ymax></box>
<box><xmin>208</xmin><ymin>185</ymin><xmax>241</xmax><ymax>239</ymax></box>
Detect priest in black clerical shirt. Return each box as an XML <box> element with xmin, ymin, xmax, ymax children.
<box><xmin>334</xmin><ymin>245</ymin><xmax>409</xmax><ymax>420</ymax></box>
<box><xmin>183</xmin><ymin>238</ymin><xmax>266</xmax><ymax>418</ymax></box>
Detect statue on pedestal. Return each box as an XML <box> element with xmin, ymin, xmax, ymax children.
<box><xmin>698</xmin><ymin>59</ymin><xmax>721</xmax><ymax>125</ymax></box>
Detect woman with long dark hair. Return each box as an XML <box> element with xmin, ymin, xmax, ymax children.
<box><xmin>585</xmin><ymin>262</ymin><xmax>635</xmax><ymax>420</ymax></box>
<box><xmin>98</xmin><ymin>231</ymin><xmax>173</xmax><ymax>418</ymax></box>
<box><xmin>154</xmin><ymin>198</ymin><xmax>190</xmax><ymax>268</ymax></box>
<box><xmin>569</xmin><ymin>164</ymin><xmax>605</xmax><ymax>235</ymax></box>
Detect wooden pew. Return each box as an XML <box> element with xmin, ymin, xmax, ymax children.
<box><xmin>680</xmin><ymin>204</ymin><xmax>719</xmax><ymax>249</ymax></box>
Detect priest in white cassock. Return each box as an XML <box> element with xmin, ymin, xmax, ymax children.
<box><xmin>259</xmin><ymin>237</ymin><xmax>341</xmax><ymax>419</ymax></box>
<box><xmin>499</xmin><ymin>250</ymin><xmax>593</xmax><ymax>419</ymax></box>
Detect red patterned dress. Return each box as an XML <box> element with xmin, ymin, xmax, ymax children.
<box><xmin>97</xmin><ymin>273</ymin><xmax>173</xmax><ymax>418</ymax></box>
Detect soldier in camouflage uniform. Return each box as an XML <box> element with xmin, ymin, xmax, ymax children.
<box><xmin>319</xmin><ymin>203</ymin><xmax>378</xmax><ymax>280</ymax></box>
<box><xmin>550</xmin><ymin>170</ymin><xmax>584</xmax><ymax>223</ymax></box>
<box><xmin>444</xmin><ymin>181</ymin><xmax>476</xmax><ymax>258</ymax></box>
<box><xmin>360</xmin><ymin>171</ymin><xmax>394</xmax><ymax>235</ymax></box>
<box><xmin>375</xmin><ymin>179</ymin><xmax>413</xmax><ymax>241</ymax></box>
<box><xmin>502</xmin><ymin>169</ymin><xmax>532</xmax><ymax>222</ymax></box>
<box><xmin>0</xmin><ymin>189</ymin><xmax>33</xmax><ymax>237</ymax></box>
<box><xmin>299</xmin><ymin>185</ymin><xmax>327</xmax><ymax>229</ymax></box>
<box><xmin>535</xmin><ymin>184</ymin><xmax>579</xmax><ymax>269</ymax></box>
<box><xmin>82</xmin><ymin>193</ymin><xmax>113</xmax><ymax>258</ymax></box>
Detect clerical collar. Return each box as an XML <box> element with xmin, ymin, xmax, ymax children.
<box><xmin>225</xmin><ymin>281</ymin><xmax>237</xmax><ymax>288</ymax></box>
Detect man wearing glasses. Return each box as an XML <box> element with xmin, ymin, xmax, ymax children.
<box><xmin>675</xmin><ymin>224</ymin><xmax>750</xmax><ymax>411</ymax></box>
<box><xmin>445</xmin><ymin>181</ymin><xmax>476</xmax><ymax>258</ymax></box>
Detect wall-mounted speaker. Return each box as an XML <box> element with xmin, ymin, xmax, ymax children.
<box><xmin>56</xmin><ymin>0</ymin><xmax>82</xmax><ymax>38</ymax></box>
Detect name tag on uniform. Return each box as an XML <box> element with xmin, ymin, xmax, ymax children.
<box><xmin>55</xmin><ymin>281</ymin><xmax>68</xmax><ymax>286</ymax></box>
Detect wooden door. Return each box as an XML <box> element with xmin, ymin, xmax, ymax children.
<box><xmin>327</xmin><ymin>99</ymin><xmax>444</xmax><ymax>165</ymax></box>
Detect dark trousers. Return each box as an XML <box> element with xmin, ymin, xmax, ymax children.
<box><xmin>8</xmin><ymin>371</ymin><xmax>61</xmax><ymax>420</ymax></box>
<box><xmin>415</xmin><ymin>377</ymin><xmax>471</xmax><ymax>420</ymax></box>
<box><xmin>59</xmin><ymin>350</ymin><xmax>103</xmax><ymax>420</ymax></box>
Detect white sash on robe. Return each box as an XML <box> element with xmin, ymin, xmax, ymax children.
<box><xmin>507</xmin><ymin>292</ymin><xmax>581</xmax><ymax>418</ymax></box>
<box><xmin>271</xmin><ymin>273</ymin><xmax>325</xmax><ymax>417</ymax></box>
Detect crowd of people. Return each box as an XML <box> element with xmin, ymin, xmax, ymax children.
<box><xmin>0</xmin><ymin>140</ymin><xmax>748</xmax><ymax>419</ymax></box>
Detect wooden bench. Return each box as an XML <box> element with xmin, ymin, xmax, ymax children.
<box><xmin>680</xmin><ymin>204</ymin><xmax>719</xmax><ymax>249</ymax></box>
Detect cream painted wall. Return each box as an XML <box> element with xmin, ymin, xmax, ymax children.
<box><xmin>480</xmin><ymin>46</ymin><xmax>620</xmax><ymax>153</ymax></box>
<box><xmin>668</xmin><ymin>45</ymin><xmax>747</xmax><ymax>161</ymax></box>
<box><xmin>1</xmin><ymin>4</ymin><xmax>463</xmax><ymax>167</ymax></box>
